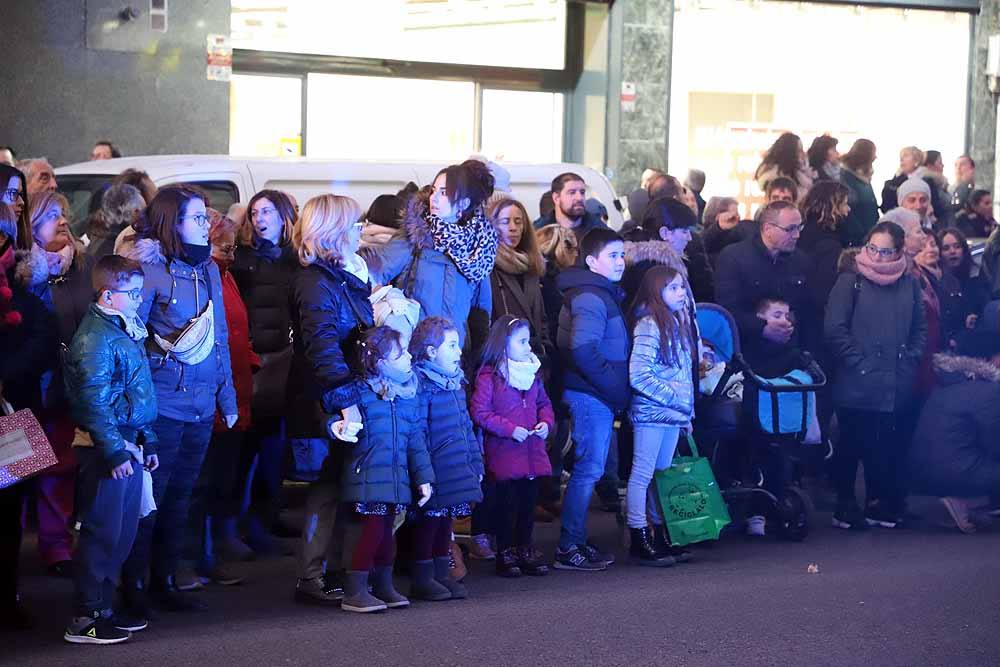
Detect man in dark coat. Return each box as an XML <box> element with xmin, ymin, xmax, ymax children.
<box><xmin>533</xmin><ymin>172</ymin><xmax>608</xmax><ymax>244</ymax></box>
<box><xmin>714</xmin><ymin>201</ymin><xmax>818</xmax><ymax>374</ymax></box>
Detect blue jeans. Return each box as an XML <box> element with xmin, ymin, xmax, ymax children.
<box><xmin>123</xmin><ymin>416</ymin><xmax>213</xmax><ymax>582</ymax></box>
<box><xmin>559</xmin><ymin>390</ymin><xmax>615</xmax><ymax>550</ymax></box>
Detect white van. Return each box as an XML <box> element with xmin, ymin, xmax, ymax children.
<box><xmin>55</xmin><ymin>155</ymin><xmax>624</xmax><ymax>231</ymax></box>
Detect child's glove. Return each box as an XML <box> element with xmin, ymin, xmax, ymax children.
<box><xmin>328</xmin><ymin>419</ymin><xmax>363</xmax><ymax>443</ymax></box>
<box><xmin>532</xmin><ymin>422</ymin><xmax>550</xmax><ymax>439</ymax></box>
<box><xmin>417</xmin><ymin>483</ymin><xmax>433</xmax><ymax>507</ymax></box>
<box><xmin>512</xmin><ymin>427</ymin><xmax>530</xmax><ymax>443</ymax></box>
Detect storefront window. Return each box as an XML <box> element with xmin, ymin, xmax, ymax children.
<box><xmin>229</xmin><ymin>74</ymin><xmax>302</xmax><ymax>157</ymax></box>
<box><xmin>232</xmin><ymin>0</ymin><xmax>567</xmax><ymax>70</ymax></box>
<box><xmin>481</xmin><ymin>89</ymin><xmax>564</xmax><ymax>163</ymax></box>
<box><xmin>668</xmin><ymin>0</ymin><xmax>970</xmax><ymax>217</ymax></box>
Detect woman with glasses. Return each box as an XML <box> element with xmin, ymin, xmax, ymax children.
<box><xmin>825</xmin><ymin>220</ymin><xmax>926</xmax><ymax>531</ymax></box>
<box><xmin>18</xmin><ymin>192</ymin><xmax>96</xmax><ymax>577</ymax></box>
<box><xmin>229</xmin><ymin>189</ymin><xmax>300</xmax><ymax>557</ymax></box>
<box><xmin>120</xmin><ymin>184</ymin><xmax>237</xmax><ymax>617</ymax></box>
<box><xmin>286</xmin><ymin>194</ymin><xmax>371</xmax><ymax>608</ymax></box>
<box><xmin>0</xmin><ymin>164</ymin><xmax>30</xmax><ymax>251</ymax></box>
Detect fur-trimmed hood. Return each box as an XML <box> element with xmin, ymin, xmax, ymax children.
<box><xmin>401</xmin><ymin>198</ymin><xmax>434</xmax><ymax>251</ymax></box>
<box><xmin>14</xmin><ymin>245</ymin><xmax>50</xmax><ymax>288</ymax></box>
<box><xmin>624</xmin><ymin>239</ymin><xmax>688</xmax><ymax>276</ymax></box>
<box><xmin>933</xmin><ymin>353</ymin><xmax>1000</xmax><ymax>384</ymax></box>
<box><xmin>913</xmin><ymin>166</ymin><xmax>949</xmax><ymax>192</ymax></box>
<box><xmin>123</xmin><ymin>237</ymin><xmax>167</xmax><ymax>265</ymax></box>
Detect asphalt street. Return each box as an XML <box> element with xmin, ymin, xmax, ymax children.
<box><xmin>10</xmin><ymin>496</ymin><xmax>1000</xmax><ymax>667</ymax></box>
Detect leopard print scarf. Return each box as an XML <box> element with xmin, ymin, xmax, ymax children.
<box><xmin>425</xmin><ymin>208</ymin><xmax>498</xmax><ymax>284</ymax></box>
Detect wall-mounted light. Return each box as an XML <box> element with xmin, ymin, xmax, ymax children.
<box><xmin>987</xmin><ymin>34</ymin><xmax>1000</xmax><ymax>97</ymax></box>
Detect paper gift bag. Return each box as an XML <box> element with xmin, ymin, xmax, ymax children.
<box><xmin>0</xmin><ymin>400</ymin><xmax>58</xmax><ymax>489</ymax></box>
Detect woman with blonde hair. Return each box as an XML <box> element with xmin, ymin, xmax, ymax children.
<box><xmin>882</xmin><ymin>146</ymin><xmax>924</xmax><ymax>213</ymax></box>
<box><xmin>22</xmin><ymin>190</ymin><xmax>95</xmax><ymax>577</ymax></box>
<box><xmin>287</xmin><ymin>194</ymin><xmax>373</xmax><ymax>607</ymax></box>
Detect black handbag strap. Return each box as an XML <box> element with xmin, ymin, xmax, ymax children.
<box><xmin>401</xmin><ymin>245</ymin><xmax>423</xmax><ymax>299</ymax></box>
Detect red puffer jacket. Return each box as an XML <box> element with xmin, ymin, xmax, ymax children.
<box><xmin>214</xmin><ymin>260</ymin><xmax>260</xmax><ymax>432</ymax></box>
<box><xmin>470</xmin><ymin>365</ymin><xmax>555</xmax><ymax>481</ymax></box>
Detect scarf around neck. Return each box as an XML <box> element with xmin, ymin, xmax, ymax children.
<box><xmin>96</xmin><ymin>303</ymin><xmax>149</xmax><ymax>342</ymax></box>
<box><xmin>425</xmin><ymin>209</ymin><xmax>498</xmax><ymax>283</ymax></box>
<box><xmin>494</xmin><ymin>244</ymin><xmax>534</xmax><ymax>276</ymax></box>
<box><xmin>501</xmin><ymin>354</ymin><xmax>541</xmax><ymax>391</ymax></box>
<box><xmin>854</xmin><ymin>249</ymin><xmax>907</xmax><ymax>286</ymax></box>
<box><xmin>182</xmin><ymin>243</ymin><xmax>211</xmax><ymax>266</ymax></box>
<box><xmin>343</xmin><ymin>252</ymin><xmax>370</xmax><ymax>285</ymax></box>
<box><xmin>417</xmin><ymin>361</ymin><xmax>464</xmax><ymax>391</ymax></box>
<box><xmin>367</xmin><ymin>365</ymin><xmax>418</xmax><ymax>400</ymax></box>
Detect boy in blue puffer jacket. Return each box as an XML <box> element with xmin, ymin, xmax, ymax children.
<box><xmin>62</xmin><ymin>256</ymin><xmax>159</xmax><ymax>645</ymax></box>
<box><xmin>555</xmin><ymin>228</ymin><xmax>632</xmax><ymax>571</ymax></box>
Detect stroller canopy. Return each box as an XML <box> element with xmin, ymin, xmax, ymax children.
<box><xmin>696</xmin><ymin>303</ymin><xmax>739</xmax><ymax>363</ymax></box>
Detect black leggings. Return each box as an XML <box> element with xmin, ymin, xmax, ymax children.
<box><xmin>835</xmin><ymin>407</ymin><xmax>917</xmax><ymax>514</ymax></box>
<box><xmin>493</xmin><ymin>478</ymin><xmax>539</xmax><ymax>552</ymax></box>
<box><xmin>413</xmin><ymin>514</ymin><xmax>453</xmax><ymax>560</ymax></box>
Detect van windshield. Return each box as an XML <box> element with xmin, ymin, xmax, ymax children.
<box><xmin>58</xmin><ymin>174</ymin><xmax>114</xmax><ymax>235</ymax></box>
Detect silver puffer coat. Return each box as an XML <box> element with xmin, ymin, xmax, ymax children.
<box><xmin>628</xmin><ymin>315</ymin><xmax>694</xmax><ymax>427</ymax></box>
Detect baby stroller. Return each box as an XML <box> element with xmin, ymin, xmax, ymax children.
<box><xmin>694</xmin><ymin>303</ymin><xmax>827</xmax><ymax>541</ymax></box>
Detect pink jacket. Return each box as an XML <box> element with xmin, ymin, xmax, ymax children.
<box><xmin>471</xmin><ymin>365</ymin><xmax>555</xmax><ymax>481</ymax></box>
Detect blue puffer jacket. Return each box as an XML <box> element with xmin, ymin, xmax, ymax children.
<box><xmin>556</xmin><ymin>267</ymin><xmax>632</xmax><ymax>412</ymax></box>
<box><xmin>341</xmin><ymin>383</ymin><xmax>434</xmax><ymax>505</ymax></box>
<box><xmin>63</xmin><ymin>305</ymin><xmax>159</xmax><ymax>468</ymax></box>
<box><xmin>125</xmin><ymin>239</ymin><xmax>237</xmax><ymax>423</ymax></box>
<box><xmin>286</xmin><ymin>260</ymin><xmax>373</xmax><ymax>439</ymax></box>
<box><xmin>362</xmin><ymin>206</ymin><xmax>491</xmax><ymax>349</ymax></box>
<box><xmin>415</xmin><ymin>362</ymin><xmax>484</xmax><ymax>509</ymax></box>
<box><xmin>629</xmin><ymin>316</ymin><xmax>694</xmax><ymax>427</ymax></box>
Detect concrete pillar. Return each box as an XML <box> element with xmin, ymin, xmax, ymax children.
<box><xmin>969</xmin><ymin>0</ymin><xmax>1000</xmax><ymax>200</ymax></box>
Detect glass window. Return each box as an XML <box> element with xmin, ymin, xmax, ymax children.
<box><xmin>668</xmin><ymin>0</ymin><xmax>970</xmax><ymax>217</ymax></box>
<box><xmin>232</xmin><ymin>0</ymin><xmax>567</xmax><ymax>70</ymax></box>
<box><xmin>58</xmin><ymin>175</ymin><xmax>113</xmax><ymax>235</ymax></box>
<box><xmin>306</xmin><ymin>74</ymin><xmax>475</xmax><ymax>161</ymax></box>
<box><xmin>481</xmin><ymin>89</ymin><xmax>564</xmax><ymax>163</ymax></box>
<box><xmin>230</xmin><ymin>74</ymin><xmax>302</xmax><ymax>157</ymax></box>
<box><xmin>183</xmin><ymin>181</ymin><xmax>242</xmax><ymax>212</ymax></box>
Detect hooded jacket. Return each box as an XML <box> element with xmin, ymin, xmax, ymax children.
<box><xmin>362</xmin><ymin>206</ymin><xmax>492</xmax><ymax>350</ymax></box>
<box><xmin>63</xmin><ymin>305</ymin><xmax>159</xmax><ymax>468</ymax></box>
<box><xmin>556</xmin><ymin>267</ymin><xmax>631</xmax><ymax>412</ymax></box>
<box><xmin>908</xmin><ymin>354</ymin><xmax>1000</xmax><ymax>496</ymax></box>
<box><xmin>124</xmin><ymin>238</ymin><xmax>237</xmax><ymax>423</ymax></box>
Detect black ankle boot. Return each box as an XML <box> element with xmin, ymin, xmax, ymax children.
<box><xmin>629</xmin><ymin>527</ymin><xmax>675</xmax><ymax>567</ymax></box>
<box><xmin>121</xmin><ymin>579</ymin><xmax>153</xmax><ymax>619</ymax></box>
<box><xmin>150</xmin><ymin>575</ymin><xmax>207</xmax><ymax>612</ymax></box>
<box><xmin>651</xmin><ymin>524</ymin><xmax>691</xmax><ymax>563</ymax></box>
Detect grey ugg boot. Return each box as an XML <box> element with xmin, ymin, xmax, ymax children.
<box><xmin>340</xmin><ymin>571</ymin><xmax>387</xmax><ymax>613</ymax></box>
<box><xmin>433</xmin><ymin>557</ymin><xmax>467</xmax><ymax>600</ymax></box>
<box><xmin>409</xmin><ymin>560</ymin><xmax>451</xmax><ymax>601</ymax></box>
<box><xmin>371</xmin><ymin>567</ymin><xmax>409</xmax><ymax>609</ymax></box>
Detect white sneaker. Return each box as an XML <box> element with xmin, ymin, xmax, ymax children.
<box><xmin>746</xmin><ymin>515</ymin><xmax>766</xmax><ymax>537</ymax></box>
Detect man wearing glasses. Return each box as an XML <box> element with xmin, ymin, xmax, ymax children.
<box><xmin>714</xmin><ymin>200</ymin><xmax>818</xmax><ymax>373</ymax></box>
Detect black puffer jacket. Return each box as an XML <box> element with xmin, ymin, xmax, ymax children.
<box><xmin>0</xmin><ymin>271</ymin><xmax>56</xmax><ymax>412</ymax></box>
<box><xmin>824</xmin><ymin>270</ymin><xmax>926</xmax><ymax>412</ymax></box>
<box><xmin>286</xmin><ymin>261</ymin><xmax>372</xmax><ymax>439</ymax></box>
<box><xmin>490</xmin><ymin>266</ymin><xmax>548</xmax><ymax>359</ymax></box>
<box><xmin>341</xmin><ymin>383</ymin><xmax>434</xmax><ymax>505</ymax></box>
<box><xmin>414</xmin><ymin>362</ymin><xmax>484</xmax><ymax>510</ymax></box>
<box><xmin>908</xmin><ymin>354</ymin><xmax>1000</xmax><ymax>496</ymax></box>
<box><xmin>231</xmin><ymin>242</ymin><xmax>297</xmax><ymax>354</ymax></box>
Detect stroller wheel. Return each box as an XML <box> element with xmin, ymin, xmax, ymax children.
<box><xmin>774</xmin><ymin>486</ymin><xmax>810</xmax><ymax>542</ymax></box>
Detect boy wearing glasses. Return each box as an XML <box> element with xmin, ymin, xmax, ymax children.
<box><xmin>62</xmin><ymin>255</ymin><xmax>159</xmax><ymax>645</ymax></box>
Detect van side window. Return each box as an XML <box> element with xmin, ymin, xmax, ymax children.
<box><xmin>181</xmin><ymin>180</ymin><xmax>240</xmax><ymax>213</ymax></box>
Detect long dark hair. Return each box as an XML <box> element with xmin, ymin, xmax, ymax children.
<box><xmin>807</xmin><ymin>135</ymin><xmax>838</xmax><ymax>173</ymax></box>
<box><xmin>938</xmin><ymin>227</ymin><xmax>975</xmax><ymax>280</ymax></box>
<box><xmin>435</xmin><ymin>159</ymin><xmax>495</xmax><ymax>224</ymax></box>
<box><xmin>478</xmin><ymin>314</ymin><xmax>532</xmax><ymax>376</ymax></box>
<box><xmin>841</xmin><ymin>139</ymin><xmax>877</xmax><ymax>178</ymax></box>
<box><xmin>489</xmin><ymin>198</ymin><xmax>544</xmax><ymax>276</ymax></box>
<box><xmin>802</xmin><ymin>181</ymin><xmax>849</xmax><ymax>232</ymax></box>
<box><xmin>247</xmin><ymin>189</ymin><xmax>297</xmax><ymax>248</ymax></box>
<box><xmin>141</xmin><ymin>184</ymin><xmax>207</xmax><ymax>259</ymax></box>
<box><xmin>0</xmin><ymin>164</ymin><xmax>29</xmax><ymax>250</ymax></box>
<box><xmin>629</xmin><ymin>265</ymin><xmax>691</xmax><ymax>366</ymax></box>
<box><xmin>755</xmin><ymin>132</ymin><xmax>802</xmax><ymax>182</ymax></box>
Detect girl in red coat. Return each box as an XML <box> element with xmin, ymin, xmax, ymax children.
<box><xmin>471</xmin><ymin>316</ymin><xmax>555</xmax><ymax>578</ymax></box>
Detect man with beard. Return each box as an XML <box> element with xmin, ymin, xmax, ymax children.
<box><xmin>534</xmin><ymin>172</ymin><xmax>608</xmax><ymax>244</ymax></box>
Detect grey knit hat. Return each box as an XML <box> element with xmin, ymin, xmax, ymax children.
<box><xmin>896</xmin><ymin>176</ymin><xmax>931</xmax><ymax>203</ymax></box>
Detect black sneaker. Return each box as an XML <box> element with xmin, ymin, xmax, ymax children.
<box><xmin>865</xmin><ymin>506</ymin><xmax>899</xmax><ymax>529</ymax></box>
<box><xmin>832</xmin><ymin>505</ymin><xmax>869</xmax><ymax>531</ymax></box>
<box><xmin>64</xmin><ymin>615</ymin><xmax>131</xmax><ymax>645</ymax></box>
<box><xmin>553</xmin><ymin>545</ymin><xmax>606</xmax><ymax>572</ymax></box>
<box><xmin>109</xmin><ymin>610</ymin><xmax>148</xmax><ymax>632</ymax></box>
<box><xmin>581</xmin><ymin>542</ymin><xmax>615</xmax><ymax>566</ymax></box>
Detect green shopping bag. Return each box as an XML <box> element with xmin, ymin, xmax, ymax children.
<box><xmin>654</xmin><ymin>434</ymin><xmax>731</xmax><ymax>546</ymax></box>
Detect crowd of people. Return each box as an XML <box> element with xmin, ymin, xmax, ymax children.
<box><xmin>1</xmin><ymin>133</ymin><xmax>999</xmax><ymax>646</ymax></box>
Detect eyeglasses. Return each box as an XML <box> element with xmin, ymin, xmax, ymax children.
<box><xmin>182</xmin><ymin>214</ymin><xmax>210</xmax><ymax>226</ymax></box>
<box><xmin>2</xmin><ymin>188</ymin><xmax>20</xmax><ymax>202</ymax></box>
<box><xmin>766</xmin><ymin>221</ymin><xmax>803</xmax><ymax>234</ymax></box>
<box><xmin>109</xmin><ymin>288</ymin><xmax>143</xmax><ymax>301</ymax></box>
<box><xmin>352</xmin><ymin>221</ymin><xmax>364</xmax><ymax>231</ymax></box>
<box><xmin>865</xmin><ymin>244</ymin><xmax>898</xmax><ymax>259</ymax></box>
